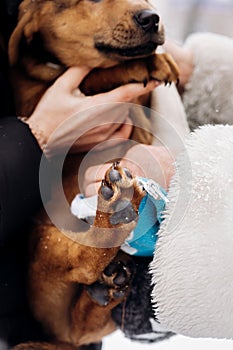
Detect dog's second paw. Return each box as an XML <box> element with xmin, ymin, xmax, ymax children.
<box><xmin>86</xmin><ymin>253</ymin><xmax>136</xmax><ymax>306</ymax></box>
<box><xmin>148</xmin><ymin>53</ymin><xmax>179</xmax><ymax>85</ymax></box>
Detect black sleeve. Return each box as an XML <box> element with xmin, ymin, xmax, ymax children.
<box><xmin>0</xmin><ymin>117</ymin><xmax>49</xmax><ymax>345</ymax></box>
<box><xmin>0</xmin><ymin>117</ymin><xmax>45</xmax><ymax>245</ymax></box>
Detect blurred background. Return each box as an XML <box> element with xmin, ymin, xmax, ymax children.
<box><xmin>155</xmin><ymin>0</ymin><xmax>233</xmax><ymax>42</ymax></box>
<box><xmin>103</xmin><ymin>0</ymin><xmax>233</xmax><ymax>349</ymax></box>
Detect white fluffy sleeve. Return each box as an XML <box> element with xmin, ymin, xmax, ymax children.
<box><xmin>182</xmin><ymin>33</ymin><xmax>233</xmax><ymax>130</ymax></box>
<box><xmin>150</xmin><ymin>125</ymin><xmax>233</xmax><ymax>339</ymax></box>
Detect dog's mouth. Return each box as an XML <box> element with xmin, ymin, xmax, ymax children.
<box><xmin>95</xmin><ymin>41</ymin><xmax>159</xmax><ymax>59</ymax></box>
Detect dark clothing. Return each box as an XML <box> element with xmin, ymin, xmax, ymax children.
<box><xmin>0</xmin><ymin>117</ymin><xmax>43</xmax><ymax>244</ymax></box>
<box><xmin>0</xmin><ymin>117</ymin><xmax>46</xmax><ymax>346</ymax></box>
<box><xmin>0</xmin><ymin>0</ymin><xmax>47</xmax><ymax>344</ymax></box>
<box><xmin>0</xmin><ymin>0</ymin><xmax>20</xmax><ymax>46</ymax></box>
<box><xmin>0</xmin><ymin>5</ymin><xmax>46</xmax><ymax>334</ymax></box>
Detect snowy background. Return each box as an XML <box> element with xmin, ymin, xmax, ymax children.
<box><xmin>103</xmin><ymin>0</ymin><xmax>233</xmax><ymax>349</ymax></box>
<box><xmin>104</xmin><ymin>330</ymin><xmax>233</xmax><ymax>350</ymax></box>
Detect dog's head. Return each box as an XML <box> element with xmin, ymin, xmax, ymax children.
<box><xmin>9</xmin><ymin>0</ymin><xmax>165</xmax><ymax>70</ymax></box>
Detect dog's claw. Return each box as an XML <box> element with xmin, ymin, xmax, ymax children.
<box><xmin>143</xmin><ymin>78</ymin><xmax>148</xmax><ymax>87</ymax></box>
<box><xmin>112</xmin><ymin>161</ymin><xmax>120</xmax><ymax>167</ymax></box>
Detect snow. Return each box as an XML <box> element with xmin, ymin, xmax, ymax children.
<box><xmin>103</xmin><ymin>330</ymin><xmax>233</xmax><ymax>350</ymax></box>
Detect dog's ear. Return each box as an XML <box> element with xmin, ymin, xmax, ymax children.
<box><xmin>8</xmin><ymin>6</ymin><xmax>38</xmax><ymax>65</ymax></box>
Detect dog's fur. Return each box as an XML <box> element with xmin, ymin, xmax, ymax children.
<box><xmin>8</xmin><ymin>1</ymin><xmax>179</xmax><ymax>349</ymax></box>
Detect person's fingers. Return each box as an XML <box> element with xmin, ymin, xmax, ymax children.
<box><xmin>72</xmin><ymin>114</ymin><xmax>133</xmax><ymax>150</ymax></box>
<box><xmin>72</xmin><ymin>124</ymin><xmax>132</xmax><ymax>153</ymax></box>
<box><xmin>79</xmin><ymin>121</ymin><xmax>124</xmax><ymax>138</ymax></box>
<box><xmin>85</xmin><ymin>181</ymin><xmax>102</xmax><ymax>198</ymax></box>
<box><xmin>95</xmin><ymin>80</ymin><xmax>160</xmax><ymax>104</ymax></box>
<box><xmin>55</xmin><ymin>66</ymin><xmax>91</xmax><ymax>92</ymax></box>
<box><xmin>84</xmin><ymin>163</ymin><xmax>110</xmax><ymax>197</ymax></box>
<box><xmin>92</xmin><ymin>123</ymin><xmax>133</xmax><ymax>151</ymax></box>
<box><xmin>106</xmin><ymin>120</ymin><xmax>132</xmax><ymax>140</ymax></box>
<box><xmin>105</xmin><ymin>120</ymin><xmax>133</xmax><ymax>140</ymax></box>
<box><xmin>91</xmin><ymin>115</ymin><xmax>132</xmax><ymax>139</ymax></box>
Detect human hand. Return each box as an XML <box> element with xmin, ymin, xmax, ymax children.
<box><xmin>83</xmin><ymin>144</ymin><xmax>175</xmax><ymax>197</ymax></box>
<box><xmin>25</xmin><ymin>66</ymin><xmax>160</xmax><ymax>156</ymax></box>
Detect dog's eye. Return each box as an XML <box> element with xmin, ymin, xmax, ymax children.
<box><xmin>88</xmin><ymin>0</ymin><xmax>102</xmax><ymax>2</ymax></box>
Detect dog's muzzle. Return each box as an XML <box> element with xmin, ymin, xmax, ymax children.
<box><xmin>94</xmin><ymin>8</ymin><xmax>164</xmax><ymax>59</ymax></box>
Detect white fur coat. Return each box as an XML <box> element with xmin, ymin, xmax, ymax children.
<box><xmin>150</xmin><ymin>33</ymin><xmax>233</xmax><ymax>339</ymax></box>
<box><xmin>183</xmin><ymin>33</ymin><xmax>233</xmax><ymax>129</ymax></box>
<box><xmin>151</xmin><ymin>125</ymin><xmax>233</xmax><ymax>339</ymax></box>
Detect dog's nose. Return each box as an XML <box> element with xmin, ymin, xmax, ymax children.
<box><xmin>134</xmin><ymin>10</ymin><xmax>160</xmax><ymax>32</ymax></box>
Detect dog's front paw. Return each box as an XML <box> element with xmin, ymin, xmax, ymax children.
<box><xmin>86</xmin><ymin>252</ymin><xmax>136</xmax><ymax>306</ymax></box>
<box><xmin>95</xmin><ymin>162</ymin><xmax>145</xmax><ymax>232</ymax></box>
<box><xmin>148</xmin><ymin>53</ymin><xmax>179</xmax><ymax>85</ymax></box>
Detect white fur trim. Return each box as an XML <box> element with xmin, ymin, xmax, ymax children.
<box><xmin>150</xmin><ymin>125</ymin><xmax>233</xmax><ymax>339</ymax></box>
<box><xmin>183</xmin><ymin>33</ymin><xmax>233</xmax><ymax>130</ymax></box>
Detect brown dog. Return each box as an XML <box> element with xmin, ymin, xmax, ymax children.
<box><xmin>8</xmin><ymin>0</ymin><xmax>179</xmax><ymax>349</ymax></box>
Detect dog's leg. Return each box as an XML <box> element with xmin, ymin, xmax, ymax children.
<box><xmin>67</xmin><ymin>164</ymin><xmax>143</xmax><ymax>344</ymax></box>
<box><xmin>26</xmin><ymin>164</ymin><xmax>145</xmax><ymax>346</ymax></box>
<box><xmin>62</xmin><ymin>163</ymin><xmax>145</xmax><ymax>285</ymax></box>
<box><xmin>67</xmin><ymin>251</ymin><xmax>136</xmax><ymax>345</ymax></box>
<box><xmin>79</xmin><ymin>53</ymin><xmax>179</xmax><ymax>96</ymax></box>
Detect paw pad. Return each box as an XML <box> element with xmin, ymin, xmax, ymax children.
<box><xmin>109</xmin><ymin>168</ymin><xmax>122</xmax><ymax>182</ymax></box>
<box><xmin>86</xmin><ymin>256</ymin><xmax>136</xmax><ymax>306</ymax></box>
<box><xmin>98</xmin><ymin>163</ymin><xmax>144</xmax><ymax>227</ymax></box>
<box><xmin>86</xmin><ymin>282</ymin><xmax>109</xmax><ymax>306</ymax></box>
<box><xmin>100</xmin><ymin>183</ymin><xmax>114</xmax><ymax>200</ymax></box>
<box><xmin>110</xmin><ymin>200</ymin><xmax>137</xmax><ymax>225</ymax></box>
